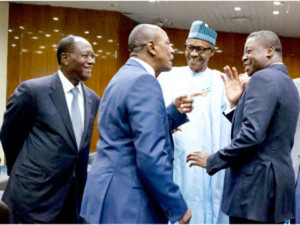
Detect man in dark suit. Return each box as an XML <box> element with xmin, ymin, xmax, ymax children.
<box><xmin>80</xmin><ymin>24</ymin><xmax>196</xmax><ymax>224</ymax></box>
<box><xmin>0</xmin><ymin>35</ymin><xmax>100</xmax><ymax>223</ymax></box>
<box><xmin>187</xmin><ymin>30</ymin><xmax>299</xmax><ymax>223</ymax></box>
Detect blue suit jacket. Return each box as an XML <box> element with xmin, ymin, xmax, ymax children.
<box><xmin>80</xmin><ymin>58</ymin><xmax>188</xmax><ymax>224</ymax></box>
<box><xmin>0</xmin><ymin>73</ymin><xmax>100</xmax><ymax>222</ymax></box>
<box><xmin>207</xmin><ymin>64</ymin><xmax>299</xmax><ymax>222</ymax></box>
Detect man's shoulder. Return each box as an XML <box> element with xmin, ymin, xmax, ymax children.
<box><xmin>158</xmin><ymin>66</ymin><xmax>189</xmax><ymax>81</ymax></box>
<box><xmin>253</xmin><ymin>65</ymin><xmax>286</xmax><ymax>82</ymax></box>
<box><xmin>106</xmin><ymin>66</ymin><xmax>158</xmax><ymax>99</ymax></box>
<box><xmin>23</xmin><ymin>73</ymin><xmax>57</xmax><ymax>87</ymax></box>
<box><xmin>117</xmin><ymin>62</ymin><xmax>152</xmax><ymax>81</ymax></box>
<box><xmin>122</xmin><ymin>62</ymin><xmax>157</xmax><ymax>85</ymax></box>
<box><xmin>209</xmin><ymin>68</ymin><xmax>222</xmax><ymax>74</ymax></box>
<box><xmin>206</xmin><ymin>67</ymin><xmax>222</xmax><ymax>77</ymax></box>
<box><xmin>170</xmin><ymin>66</ymin><xmax>190</xmax><ymax>74</ymax></box>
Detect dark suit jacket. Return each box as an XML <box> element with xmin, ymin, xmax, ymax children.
<box><xmin>207</xmin><ymin>64</ymin><xmax>299</xmax><ymax>222</ymax></box>
<box><xmin>0</xmin><ymin>72</ymin><xmax>100</xmax><ymax>222</ymax></box>
<box><xmin>80</xmin><ymin>58</ymin><xmax>188</xmax><ymax>224</ymax></box>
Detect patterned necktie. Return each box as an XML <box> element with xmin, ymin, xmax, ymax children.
<box><xmin>70</xmin><ymin>87</ymin><xmax>83</xmax><ymax>149</ymax></box>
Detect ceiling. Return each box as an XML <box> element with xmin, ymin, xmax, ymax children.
<box><xmin>12</xmin><ymin>1</ymin><xmax>300</xmax><ymax>38</ymax></box>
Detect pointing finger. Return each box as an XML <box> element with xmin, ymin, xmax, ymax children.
<box><xmin>190</xmin><ymin>92</ymin><xmax>203</xmax><ymax>98</ymax></box>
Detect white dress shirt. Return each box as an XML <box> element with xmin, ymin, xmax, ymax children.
<box><xmin>58</xmin><ymin>70</ymin><xmax>85</xmax><ymax>128</ymax></box>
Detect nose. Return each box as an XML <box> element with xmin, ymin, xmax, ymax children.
<box><xmin>242</xmin><ymin>54</ymin><xmax>247</xmax><ymax>63</ymax></box>
<box><xmin>190</xmin><ymin>48</ymin><xmax>198</xmax><ymax>56</ymax></box>
<box><xmin>170</xmin><ymin>46</ymin><xmax>175</xmax><ymax>55</ymax></box>
<box><xmin>88</xmin><ymin>55</ymin><xmax>95</xmax><ymax>65</ymax></box>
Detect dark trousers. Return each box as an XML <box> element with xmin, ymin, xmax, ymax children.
<box><xmin>12</xmin><ymin>178</ymin><xmax>80</xmax><ymax>224</ymax></box>
<box><xmin>230</xmin><ymin>216</ymin><xmax>284</xmax><ymax>224</ymax></box>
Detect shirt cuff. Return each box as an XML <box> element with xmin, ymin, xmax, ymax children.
<box><xmin>224</xmin><ymin>105</ymin><xmax>236</xmax><ymax>115</ymax></box>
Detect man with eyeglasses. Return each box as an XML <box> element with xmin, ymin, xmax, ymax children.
<box><xmin>158</xmin><ymin>21</ymin><xmax>231</xmax><ymax>224</ymax></box>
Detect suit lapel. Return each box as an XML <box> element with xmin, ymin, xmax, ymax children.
<box><xmin>49</xmin><ymin>73</ymin><xmax>77</xmax><ymax>150</ymax></box>
<box><xmin>80</xmin><ymin>84</ymin><xmax>93</xmax><ymax>151</ymax></box>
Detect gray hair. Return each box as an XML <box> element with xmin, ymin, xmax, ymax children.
<box><xmin>128</xmin><ymin>24</ymin><xmax>160</xmax><ymax>53</ymax></box>
<box><xmin>247</xmin><ymin>30</ymin><xmax>282</xmax><ymax>58</ymax></box>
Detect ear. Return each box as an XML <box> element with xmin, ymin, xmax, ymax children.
<box><xmin>266</xmin><ymin>46</ymin><xmax>275</xmax><ymax>58</ymax></box>
<box><xmin>146</xmin><ymin>41</ymin><xmax>156</xmax><ymax>56</ymax></box>
<box><xmin>61</xmin><ymin>52</ymin><xmax>69</xmax><ymax>65</ymax></box>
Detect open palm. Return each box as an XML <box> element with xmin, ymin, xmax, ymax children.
<box><xmin>221</xmin><ymin>66</ymin><xmax>243</xmax><ymax>108</ymax></box>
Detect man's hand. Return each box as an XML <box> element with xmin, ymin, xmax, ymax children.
<box><xmin>239</xmin><ymin>73</ymin><xmax>251</xmax><ymax>89</ymax></box>
<box><xmin>172</xmin><ymin>126</ymin><xmax>182</xmax><ymax>133</ymax></box>
<box><xmin>179</xmin><ymin>208</ymin><xmax>192</xmax><ymax>224</ymax></box>
<box><xmin>174</xmin><ymin>93</ymin><xmax>202</xmax><ymax>114</ymax></box>
<box><xmin>186</xmin><ymin>151</ymin><xmax>211</xmax><ymax>168</ymax></box>
<box><xmin>221</xmin><ymin>66</ymin><xmax>243</xmax><ymax>108</ymax></box>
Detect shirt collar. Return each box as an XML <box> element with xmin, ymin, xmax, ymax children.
<box><xmin>190</xmin><ymin>67</ymin><xmax>210</xmax><ymax>77</ymax></box>
<box><xmin>58</xmin><ymin>70</ymin><xmax>83</xmax><ymax>95</ymax></box>
<box><xmin>271</xmin><ymin>62</ymin><xmax>284</xmax><ymax>65</ymax></box>
<box><xmin>130</xmin><ymin>57</ymin><xmax>155</xmax><ymax>77</ymax></box>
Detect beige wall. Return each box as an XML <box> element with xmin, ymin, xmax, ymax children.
<box><xmin>0</xmin><ymin>2</ymin><xmax>9</xmax><ymax>165</ymax></box>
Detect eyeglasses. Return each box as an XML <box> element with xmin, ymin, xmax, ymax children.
<box><xmin>185</xmin><ymin>45</ymin><xmax>212</xmax><ymax>54</ymax></box>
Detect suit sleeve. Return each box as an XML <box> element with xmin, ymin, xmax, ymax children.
<box><xmin>166</xmin><ymin>103</ymin><xmax>189</xmax><ymax>131</ymax></box>
<box><xmin>223</xmin><ymin>107</ymin><xmax>235</xmax><ymax>122</ymax></box>
<box><xmin>0</xmin><ymin>82</ymin><xmax>35</xmax><ymax>175</ymax></box>
<box><xmin>127</xmin><ymin>75</ymin><xmax>187</xmax><ymax>223</ymax></box>
<box><xmin>207</xmin><ymin>72</ymin><xmax>279</xmax><ymax>175</ymax></box>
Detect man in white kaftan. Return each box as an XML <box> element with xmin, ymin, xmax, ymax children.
<box><xmin>158</xmin><ymin>21</ymin><xmax>231</xmax><ymax>224</ymax></box>
<box><xmin>293</xmin><ymin>78</ymin><xmax>300</xmax><ymax>224</ymax></box>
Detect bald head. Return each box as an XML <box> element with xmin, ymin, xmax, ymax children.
<box><xmin>128</xmin><ymin>24</ymin><xmax>161</xmax><ymax>54</ymax></box>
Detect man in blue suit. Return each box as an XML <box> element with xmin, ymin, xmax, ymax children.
<box><xmin>0</xmin><ymin>35</ymin><xmax>100</xmax><ymax>223</ymax></box>
<box><xmin>80</xmin><ymin>24</ymin><xmax>195</xmax><ymax>224</ymax></box>
<box><xmin>187</xmin><ymin>30</ymin><xmax>299</xmax><ymax>223</ymax></box>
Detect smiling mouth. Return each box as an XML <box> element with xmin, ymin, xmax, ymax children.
<box><xmin>189</xmin><ymin>58</ymin><xmax>200</xmax><ymax>63</ymax></box>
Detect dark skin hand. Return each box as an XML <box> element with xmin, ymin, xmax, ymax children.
<box><xmin>174</xmin><ymin>92</ymin><xmax>203</xmax><ymax>114</ymax></box>
<box><xmin>179</xmin><ymin>208</ymin><xmax>192</xmax><ymax>224</ymax></box>
<box><xmin>172</xmin><ymin>92</ymin><xmax>202</xmax><ymax>133</ymax></box>
<box><xmin>221</xmin><ymin>66</ymin><xmax>244</xmax><ymax>108</ymax></box>
<box><xmin>186</xmin><ymin>68</ymin><xmax>251</xmax><ymax>169</ymax></box>
<box><xmin>239</xmin><ymin>73</ymin><xmax>251</xmax><ymax>88</ymax></box>
<box><xmin>186</xmin><ymin>151</ymin><xmax>211</xmax><ymax>168</ymax></box>
<box><xmin>171</xmin><ymin>126</ymin><xmax>183</xmax><ymax>133</ymax></box>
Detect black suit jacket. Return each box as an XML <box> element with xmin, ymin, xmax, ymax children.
<box><xmin>0</xmin><ymin>72</ymin><xmax>100</xmax><ymax>222</ymax></box>
<box><xmin>207</xmin><ymin>64</ymin><xmax>299</xmax><ymax>222</ymax></box>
